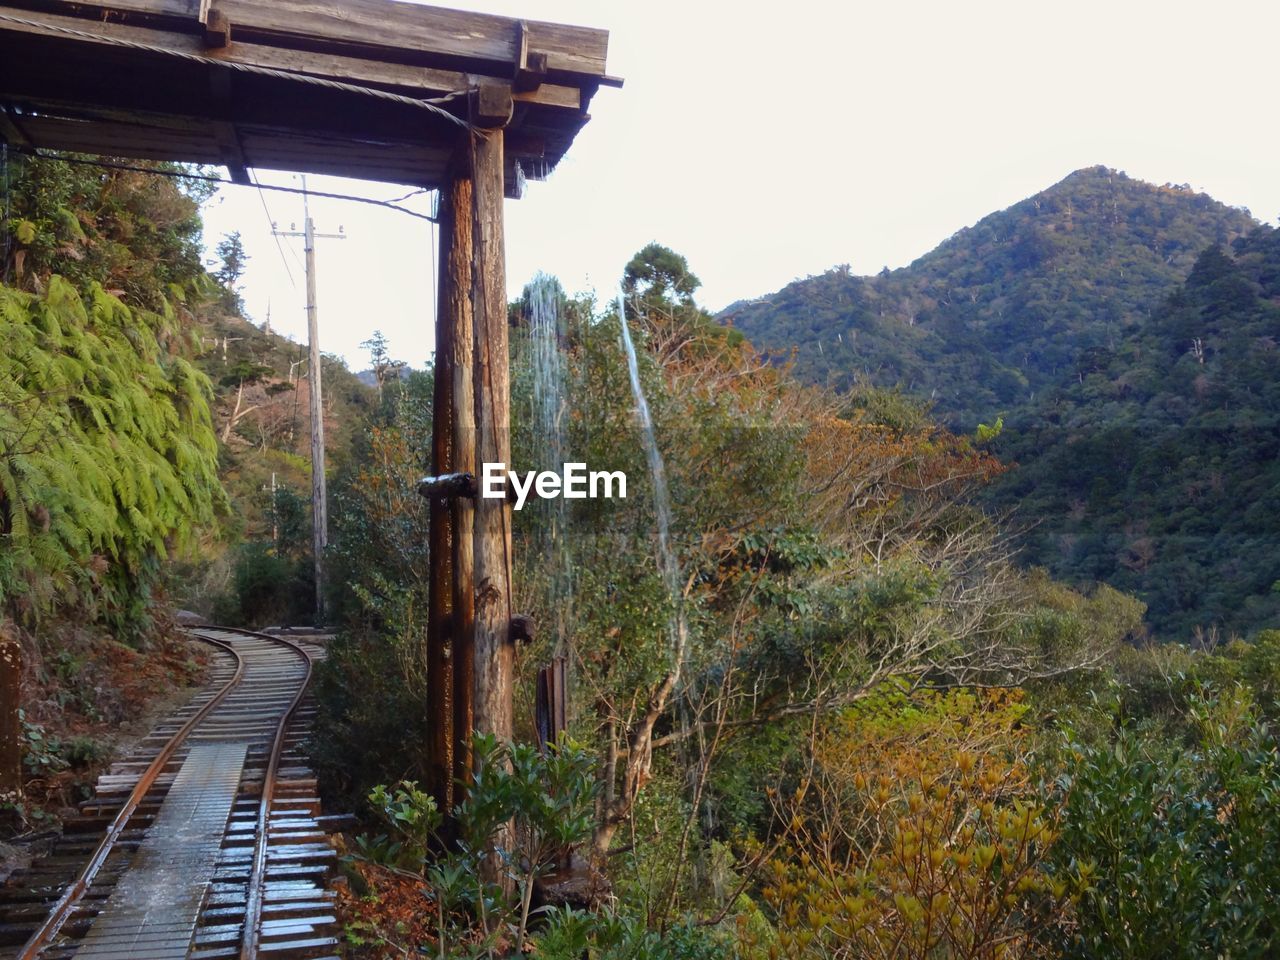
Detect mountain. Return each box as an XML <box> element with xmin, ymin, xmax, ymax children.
<box><xmin>722</xmin><ymin>168</ymin><xmax>1278</xmax><ymax>639</ymax></box>
<box><xmin>721</xmin><ymin>167</ymin><xmax>1257</xmax><ymax>429</ymax></box>
<box><xmin>986</xmin><ymin>229</ymin><xmax>1280</xmax><ymax>639</ymax></box>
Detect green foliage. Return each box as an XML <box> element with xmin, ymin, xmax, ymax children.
<box><xmin>356</xmin><ymin>780</ymin><xmax>442</xmax><ymax>872</ymax></box>
<box><xmin>312</xmin><ymin>373</ymin><xmax>432</xmax><ymax>800</ymax></box>
<box><xmin>4</xmin><ymin>154</ymin><xmax>213</xmax><ymax>311</ymax></box>
<box><xmin>17</xmin><ymin>707</ymin><xmax>109</xmax><ymax>778</ymax></box>
<box><xmin>975</xmin><ymin>414</ymin><xmax>1003</xmax><ymax>442</ymax></box>
<box><xmin>212</xmin><ymin>231</ymin><xmax>247</xmax><ymax>313</ymax></box>
<box><xmin>989</xmin><ymin>227</ymin><xmax>1280</xmax><ymax>638</ymax></box>
<box><xmin>623</xmin><ymin>242</ymin><xmax>701</xmax><ymax>310</ymax></box>
<box><xmin>726</xmin><ymin>167</ymin><xmax>1276</xmax><ymax>639</ymax></box>
<box><xmin>0</xmin><ymin>279</ymin><xmax>223</xmax><ymax>634</ymax></box>
<box><xmin>210</xmin><ymin>541</ymin><xmax>311</xmax><ymax>628</ymax></box>
<box><xmin>1052</xmin><ymin>692</ymin><xmax>1280</xmax><ymax>958</ymax></box>
<box><xmin>533</xmin><ymin>907</ymin><xmax>724</xmax><ymax>959</ymax></box>
<box><xmin>357</xmin><ymin>734</ymin><xmax>600</xmax><ymax>957</ymax></box>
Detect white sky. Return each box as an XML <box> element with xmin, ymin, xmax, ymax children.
<box><xmin>199</xmin><ymin>0</ymin><xmax>1280</xmax><ymax>371</ymax></box>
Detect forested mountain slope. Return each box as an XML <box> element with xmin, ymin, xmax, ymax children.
<box><xmin>987</xmin><ymin>229</ymin><xmax>1280</xmax><ymax>638</ymax></box>
<box><xmin>722</xmin><ymin>167</ymin><xmax>1256</xmax><ymax>429</ymax></box>
<box><xmin>195</xmin><ymin>309</ymin><xmax>375</xmax><ymax>545</ymax></box>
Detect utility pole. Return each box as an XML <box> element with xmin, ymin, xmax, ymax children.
<box><xmin>273</xmin><ymin>178</ymin><xmax>344</xmax><ymax>624</ymax></box>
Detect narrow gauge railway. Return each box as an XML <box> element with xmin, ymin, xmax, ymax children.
<box><xmin>0</xmin><ymin>627</ymin><xmax>339</xmax><ymax>960</ymax></box>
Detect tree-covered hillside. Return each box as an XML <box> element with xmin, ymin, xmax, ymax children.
<box><xmin>987</xmin><ymin>228</ymin><xmax>1280</xmax><ymax>638</ymax></box>
<box><xmin>1</xmin><ymin>155</ymin><xmax>224</xmax><ymax>636</ymax></box>
<box><xmin>722</xmin><ymin>167</ymin><xmax>1256</xmax><ymax>429</ymax></box>
<box><xmin>181</xmin><ymin>305</ymin><xmax>379</xmax><ymax>625</ymax></box>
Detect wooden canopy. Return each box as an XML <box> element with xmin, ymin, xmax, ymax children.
<box><xmin>0</xmin><ymin>0</ymin><xmax>616</xmax><ymax>195</ymax></box>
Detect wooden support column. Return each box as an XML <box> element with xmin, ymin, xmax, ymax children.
<box><xmin>426</xmin><ymin>183</ymin><xmax>457</xmax><ymax>817</ymax></box>
<box><xmin>470</xmin><ymin>124</ymin><xmax>514</xmax><ymax>746</ymax></box>
<box><xmin>448</xmin><ymin>173</ymin><xmax>477</xmax><ymax>791</ymax></box>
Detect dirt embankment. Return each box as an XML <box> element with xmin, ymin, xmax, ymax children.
<box><xmin>2</xmin><ymin>611</ymin><xmax>210</xmax><ymax>878</ymax></box>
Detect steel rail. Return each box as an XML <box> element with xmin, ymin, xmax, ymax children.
<box><xmin>15</xmin><ymin>633</ymin><xmax>245</xmax><ymax>960</ymax></box>
<box><xmin>213</xmin><ymin>628</ymin><xmax>315</xmax><ymax>960</ymax></box>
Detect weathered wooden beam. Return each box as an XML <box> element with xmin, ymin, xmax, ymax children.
<box><xmin>209</xmin><ymin>68</ymin><xmax>249</xmax><ymax>183</ymax></box>
<box><xmin>513</xmin><ymin>21</ymin><xmax>548</xmax><ymax>93</ymax></box>
<box><xmin>474</xmin><ymin>82</ymin><xmax>514</xmax><ymax>128</ymax></box>
<box><xmin>0</xmin><ymin>9</ymin><xmax>585</xmax><ymax>110</ymax></box>
<box><xmin>212</xmin><ymin>122</ymin><xmax>249</xmax><ymax>182</ymax></box>
<box><xmin>470</xmin><ymin>127</ymin><xmax>513</xmax><ymax>751</ymax></box>
<box><xmin>215</xmin><ymin>0</ymin><xmax>609</xmax><ymax>80</ymax></box>
<box><xmin>15</xmin><ymin>114</ymin><xmax>221</xmax><ymax>163</ymax></box>
<box><xmin>534</xmin><ymin>655</ymin><xmax>566</xmax><ymax>754</ymax></box>
<box><xmin>0</xmin><ymin>5</ymin><xmax>595</xmax><ymax>189</ymax></box>
<box><xmin>24</xmin><ymin>0</ymin><xmax>609</xmax><ymax>79</ymax></box>
<box><xmin>4</xmin><ymin>104</ymin><xmax>446</xmax><ymax>185</ymax></box>
<box><xmin>444</xmin><ymin>169</ymin><xmax>476</xmax><ymax>796</ymax></box>
<box><xmin>202</xmin><ymin>6</ymin><xmax>229</xmax><ymax>47</ymax></box>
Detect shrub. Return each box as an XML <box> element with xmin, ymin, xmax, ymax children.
<box><xmin>746</xmin><ymin>687</ymin><xmax>1078</xmax><ymax>960</ymax></box>
<box><xmin>1052</xmin><ymin>690</ymin><xmax>1280</xmax><ymax>958</ymax></box>
<box><xmin>210</xmin><ymin>541</ymin><xmax>312</xmax><ymax>627</ymax></box>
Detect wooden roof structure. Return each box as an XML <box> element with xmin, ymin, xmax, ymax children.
<box><xmin>0</xmin><ymin>0</ymin><xmax>617</xmax><ymax>195</ymax></box>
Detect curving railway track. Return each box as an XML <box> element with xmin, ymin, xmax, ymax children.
<box><xmin>0</xmin><ymin>627</ymin><xmax>340</xmax><ymax>960</ymax></box>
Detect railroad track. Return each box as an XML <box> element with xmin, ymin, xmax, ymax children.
<box><xmin>0</xmin><ymin>627</ymin><xmax>340</xmax><ymax>960</ymax></box>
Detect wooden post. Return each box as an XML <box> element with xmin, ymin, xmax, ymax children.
<box><xmin>447</xmin><ymin>173</ymin><xmax>477</xmax><ymax>793</ymax></box>
<box><xmin>0</xmin><ymin>626</ymin><xmax>21</xmax><ymax>806</ymax></box>
<box><xmin>304</xmin><ymin>211</ymin><xmax>328</xmax><ymax>625</ymax></box>
<box><xmin>426</xmin><ymin>186</ymin><xmax>456</xmax><ymax>818</ymax></box>
<box><xmin>470</xmin><ymin>126</ymin><xmax>514</xmax><ymax>746</ymax></box>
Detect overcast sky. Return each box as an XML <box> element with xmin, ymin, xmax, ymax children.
<box><xmin>199</xmin><ymin>0</ymin><xmax>1280</xmax><ymax>371</ymax></box>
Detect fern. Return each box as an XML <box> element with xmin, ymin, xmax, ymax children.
<box><xmin>0</xmin><ymin>278</ymin><xmax>225</xmax><ymax>622</ymax></box>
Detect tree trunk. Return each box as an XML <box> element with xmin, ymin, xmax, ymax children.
<box><xmin>591</xmin><ymin>672</ymin><xmax>677</xmax><ymax>857</ymax></box>
<box><xmin>221</xmin><ymin>380</ymin><xmax>244</xmax><ymax>443</ymax></box>
<box><xmin>0</xmin><ymin>625</ymin><xmax>22</xmax><ymax>806</ymax></box>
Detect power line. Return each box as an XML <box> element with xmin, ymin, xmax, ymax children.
<box><xmin>7</xmin><ymin>147</ymin><xmax>438</xmax><ymax>222</ymax></box>
<box><xmin>250</xmin><ymin>170</ymin><xmax>296</xmax><ymax>289</ymax></box>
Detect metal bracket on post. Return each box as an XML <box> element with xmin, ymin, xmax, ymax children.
<box><xmin>417</xmin><ymin>472</ymin><xmax>478</xmax><ymax>500</ymax></box>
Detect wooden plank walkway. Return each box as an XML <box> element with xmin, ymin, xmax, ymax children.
<box><xmin>73</xmin><ymin>743</ymin><xmax>247</xmax><ymax>960</ymax></box>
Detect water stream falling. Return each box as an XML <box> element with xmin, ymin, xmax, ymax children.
<box><xmin>615</xmin><ymin>292</ymin><xmax>687</xmax><ymax>666</ymax></box>
<box><xmin>526</xmin><ymin>275</ymin><xmax>572</xmax><ymax>657</ymax></box>
<box><xmin>616</xmin><ymin>293</ymin><xmax>701</xmax><ymax>870</ymax></box>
